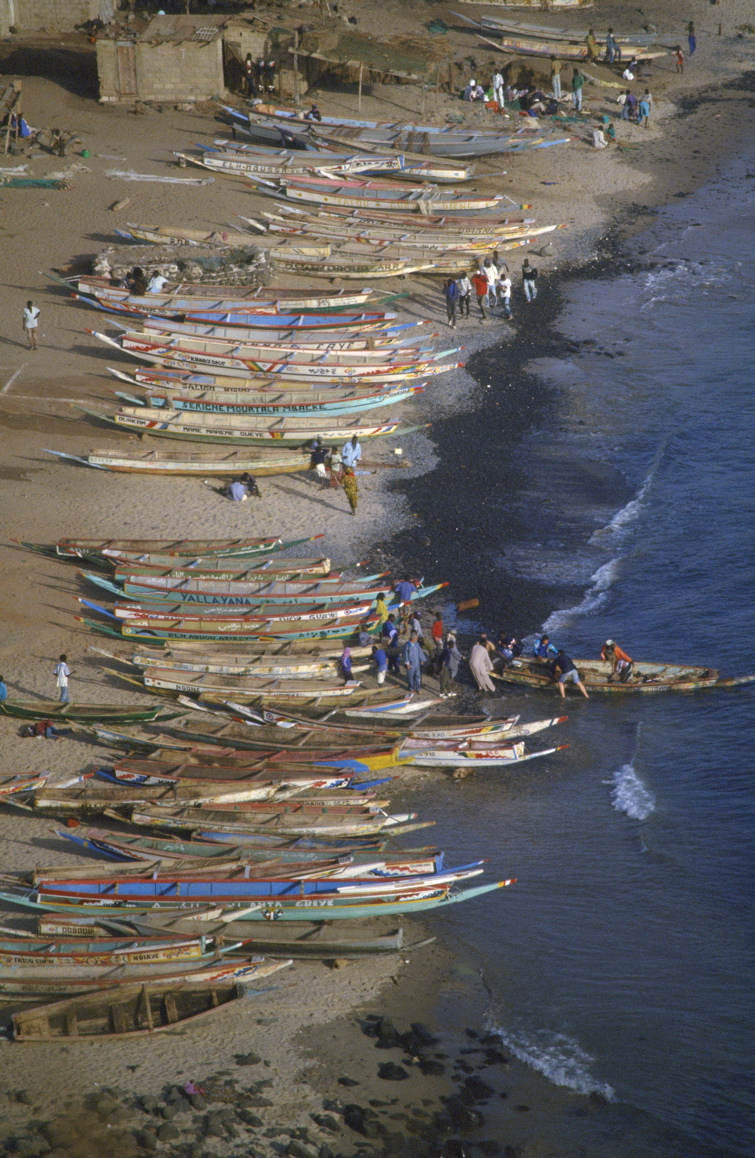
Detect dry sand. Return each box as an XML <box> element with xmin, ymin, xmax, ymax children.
<box><xmin>0</xmin><ymin>2</ymin><xmax>754</xmax><ymax>1154</ymax></box>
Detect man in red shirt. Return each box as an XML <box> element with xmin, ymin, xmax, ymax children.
<box><xmin>471</xmin><ymin>269</ymin><xmax>489</xmax><ymax>319</ymax></box>
<box><xmin>430</xmin><ymin>611</ymin><xmax>444</xmax><ymax>670</ymax></box>
<box><xmin>601</xmin><ymin>639</ymin><xmax>633</xmax><ymax>682</ymax></box>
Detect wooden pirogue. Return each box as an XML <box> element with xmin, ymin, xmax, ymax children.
<box><xmin>12</xmin><ymin>979</ymin><xmax>252</xmax><ymax>1039</ymax></box>
<box><xmin>0</xmin><ymin>702</ymin><xmax>180</xmax><ymax>724</ymax></box>
<box><xmin>45</xmin><ymin>446</ymin><xmax>314</xmax><ymax>477</ymax></box>
<box><xmin>49</xmin><ymin>535</ymin><xmax>320</xmax><ymax>561</ymax></box>
<box><xmin>497</xmin><ymin>657</ymin><xmax>755</xmax><ymax>693</ymax></box>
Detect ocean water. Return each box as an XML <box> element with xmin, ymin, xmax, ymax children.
<box><xmin>392</xmin><ymin>146</ymin><xmax>755</xmax><ymax>1154</ymax></box>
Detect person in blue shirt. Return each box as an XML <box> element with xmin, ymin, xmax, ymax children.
<box><xmin>402</xmin><ymin>631</ymin><xmax>424</xmax><ymax>694</ymax></box>
<box><xmin>395</xmin><ymin>576</ymin><xmax>415</xmax><ymax>605</ymax></box>
<box><xmin>372</xmin><ymin>644</ymin><xmax>388</xmax><ymax>685</ymax></box>
<box><xmin>381</xmin><ymin>615</ymin><xmax>401</xmax><ymax>673</ymax></box>
<box><xmin>341</xmin><ymin>435</ymin><xmax>362</xmax><ymax>469</ymax></box>
<box><xmin>227</xmin><ymin>480</ymin><xmax>247</xmax><ymax>501</ymax></box>
<box><xmin>443</xmin><ymin>278</ymin><xmax>460</xmax><ymax>328</ymax></box>
<box><xmin>0</xmin><ymin>676</ymin><xmax>7</xmax><ymax>702</ymax></box>
<box><xmin>533</xmin><ymin>634</ymin><xmax>558</xmax><ymax>659</ymax></box>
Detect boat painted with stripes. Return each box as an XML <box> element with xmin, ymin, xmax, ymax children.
<box><xmin>53</xmin><ymin>536</ymin><xmax>314</xmax><ymax>561</ymax></box>
<box><xmin>115</xmin><ymin>385</ymin><xmax>424</xmax><ymax>418</ymax></box>
<box><xmin>57</xmin><ymin>273</ymin><xmax>387</xmax><ymax>310</ymax></box>
<box><xmin>45</xmin><ymin>446</ymin><xmax>313</xmax><ymax>476</ymax></box>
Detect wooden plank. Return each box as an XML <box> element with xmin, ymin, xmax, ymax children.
<box><xmin>164</xmin><ymin>994</ymin><xmax>179</xmax><ymax>1024</ymax></box>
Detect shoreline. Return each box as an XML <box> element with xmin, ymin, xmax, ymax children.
<box><xmin>0</xmin><ymin>10</ymin><xmax>754</xmax><ymax>1155</ymax></box>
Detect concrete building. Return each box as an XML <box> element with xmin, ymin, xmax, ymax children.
<box><xmin>0</xmin><ymin>0</ymin><xmax>113</xmax><ymax>36</ymax></box>
<box><xmin>96</xmin><ymin>13</ymin><xmax>227</xmax><ymax>104</ymax></box>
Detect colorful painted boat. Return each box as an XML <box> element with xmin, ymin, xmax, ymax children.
<box><xmin>496</xmin><ymin>657</ymin><xmax>755</xmax><ymax>693</ymax></box>
<box><xmin>78</xmin><ymin>292</ymin><xmax>403</xmax><ymax>328</ymax></box>
<box><xmin>116</xmin><ymin>385</ymin><xmax>424</xmax><ymax>417</ymax></box>
<box><xmin>461</xmin><ymin>13</ymin><xmax>660</xmax><ymax>43</ymax></box>
<box><xmin>133</xmin><ymin>318</ymin><xmax>425</xmax><ymax>347</ymax></box>
<box><xmin>480</xmin><ymin>31</ymin><xmax>665</xmax><ymax>59</ymax></box>
<box><xmin>59</xmin><ymin>273</ymin><xmax>387</xmax><ymax>309</ymax></box>
<box><xmin>0</xmin><ymin>879</ymin><xmax>511</xmax><ymax>923</ymax></box>
<box><xmin>54</xmin><ymin>536</ymin><xmax>314</xmax><ymax>561</ymax></box>
<box><xmin>97</xmin><ymin>574</ymin><xmax>444</xmax><ymax>607</ymax></box>
<box><xmin>82</xmin><ymin>409</ymin><xmax>426</xmax><ymax>447</ymax></box>
<box><xmin>113</xmin><ymin>558</ymin><xmax>335</xmax><ymax>578</ymax></box>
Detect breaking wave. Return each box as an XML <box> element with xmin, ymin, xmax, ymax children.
<box><xmin>485</xmin><ymin>1020</ymin><xmax>616</xmax><ymax>1099</ymax></box>
<box><xmin>610</xmin><ymin>763</ymin><xmax>656</xmax><ymax>820</ymax></box>
<box><xmin>541</xmin><ymin>558</ymin><xmax>621</xmax><ymax>635</ymax></box>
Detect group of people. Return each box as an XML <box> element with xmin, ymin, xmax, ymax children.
<box><xmin>443</xmin><ymin>258</ymin><xmax>539</xmax><ymax>326</ymax></box>
<box><xmin>223</xmin><ymin>473</ymin><xmax>261</xmax><ymax>502</ymax></box>
<box><xmin>309</xmin><ymin>435</ymin><xmax>362</xmax><ymax>514</ymax></box>
<box><xmin>367</xmin><ymin>601</ymin><xmax>463</xmax><ymax>698</ymax></box>
<box><xmin>123</xmin><ymin>267</ymin><xmax>169</xmax><ymax>296</ymax></box>
<box><xmin>242</xmin><ymin>55</ymin><xmax>277</xmax><ymax>98</ymax></box>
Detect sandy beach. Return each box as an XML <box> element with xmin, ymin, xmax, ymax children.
<box><xmin>0</xmin><ymin>1</ymin><xmax>754</xmax><ymax>1154</ymax></box>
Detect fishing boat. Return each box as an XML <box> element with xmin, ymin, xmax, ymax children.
<box><xmin>131</xmin><ymin>318</ymin><xmax>426</xmax><ymax>348</ymax></box>
<box><xmin>79</xmin><ymin>292</ymin><xmax>405</xmax><ymax>328</ymax></box>
<box><xmin>141</xmin><ymin>671</ymin><xmax>384</xmax><ymax>701</ymax></box>
<box><xmin>114</xmin><ymin>223</ymin><xmax>330</xmax><ymax>255</ymax></box>
<box><xmin>191</xmin><ymin>143</ymin><xmax>472</xmax><ymax>184</ymax></box>
<box><xmin>269</xmin><ymin>254</ymin><xmax>474</xmax><ymax>278</ymax></box>
<box><xmin>99</xmin><ymin>645</ymin><xmax>369</xmax><ymax>678</ymax></box>
<box><xmin>397</xmin><ymin>738</ymin><xmax>566</xmax><ymax>768</ymax></box>
<box><xmin>96</xmin><ymin>575</ymin><xmax>444</xmax><ymax>607</ymax></box>
<box><xmin>45</xmin><ymin>446</ymin><xmax>313</xmax><ymax>476</ymax></box>
<box><xmin>496</xmin><ymin>657</ymin><xmax>755</xmax><ymax>693</ymax></box>
<box><xmin>0</xmin><ymin>954</ymin><xmax>287</xmax><ymax>999</ymax></box>
<box><xmin>458</xmin><ymin>13</ymin><xmax>661</xmax><ymax>44</ymax></box>
<box><xmin>108</xmin><ymin>364</ymin><xmax>427</xmax><ymax>395</ymax></box>
<box><xmin>0</xmin><ymin>930</ymin><xmax>215</xmax><ymax>963</ymax></box>
<box><xmin>55</xmin><ymin>273</ymin><xmax>388</xmax><ymax>310</ymax></box>
<box><xmin>0</xmin><ymin>878</ymin><xmax>511</xmax><ymax>923</ymax></box>
<box><xmin>246</xmin><ymin>172</ymin><xmax>504</xmax><ymax>214</ymax></box>
<box><xmin>456</xmin><ymin>0</ymin><xmax>594</xmax><ymax>10</ymax></box>
<box><xmin>12</xmin><ymin>979</ymin><xmax>255</xmax><ymax>1039</ymax></box>
<box><xmin>82</xmin><ymin>409</ymin><xmax>427</xmax><ymax>447</ymax></box>
<box><xmin>478</xmin><ymin>30</ymin><xmax>666</xmax><ymax>59</ymax></box>
<box><xmin>114</xmin><ymin>385</ymin><xmax>424</xmax><ymax>419</ymax></box>
<box><xmin>109</xmin><ymin>598</ymin><xmax>374</xmax><ymax>623</ymax></box>
<box><xmin>77</xmin><ymin>612</ymin><xmax>376</xmax><ymax>644</ymax></box>
<box><xmin>58</xmin><ymin>828</ymin><xmax>443</xmax><ymax>875</ymax></box>
<box><xmin>264</xmin><ymin>203</ymin><xmax>533</xmax><ymax>233</ymax></box>
<box><xmin>112</xmin><ymin>558</ymin><xmax>335</xmax><ymax>578</ymax></box>
<box><xmin>52</xmin><ymin>536</ymin><xmax>315</xmax><ymax>561</ymax></box>
<box><xmin>0</xmin><ymin>702</ymin><xmax>179</xmax><ymax>724</ymax></box>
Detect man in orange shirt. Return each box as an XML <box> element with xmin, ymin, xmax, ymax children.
<box><xmin>471</xmin><ymin>269</ymin><xmax>490</xmax><ymax>319</ymax></box>
<box><xmin>601</xmin><ymin>639</ymin><xmax>633</xmax><ymax>682</ymax></box>
<box><xmin>431</xmin><ymin>611</ymin><xmax>444</xmax><ymax>670</ymax></box>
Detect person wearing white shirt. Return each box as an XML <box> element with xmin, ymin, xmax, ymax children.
<box><xmin>54</xmin><ymin>654</ymin><xmax>71</xmax><ymax>704</ymax></box>
<box><xmin>146</xmin><ymin>271</ymin><xmax>169</xmax><ymax>293</ymax></box>
<box><xmin>496</xmin><ymin>275</ymin><xmax>513</xmax><ymax>319</ymax></box>
<box><xmin>341</xmin><ymin>435</ymin><xmax>362</xmax><ymax>469</ymax></box>
<box><xmin>23</xmin><ymin>300</ymin><xmax>40</xmax><ymax>350</ymax></box>
<box><xmin>457</xmin><ymin>274</ymin><xmax>472</xmax><ymax>319</ymax></box>
<box><xmin>483</xmin><ymin>259</ymin><xmax>499</xmax><ymax>292</ymax></box>
<box><xmin>492</xmin><ymin>71</ymin><xmax>505</xmax><ymax>109</ymax></box>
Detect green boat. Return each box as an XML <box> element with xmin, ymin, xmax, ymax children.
<box><xmin>0</xmin><ymin>702</ymin><xmax>182</xmax><ymax>724</ymax></box>
<box><xmin>496</xmin><ymin>657</ymin><xmax>755</xmax><ymax>694</ymax></box>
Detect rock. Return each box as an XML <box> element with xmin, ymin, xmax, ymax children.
<box><xmin>15</xmin><ymin>1092</ymin><xmax>33</xmax><ymax>1106</ymax></box>
<box><xmin>165</xmin><ymin>1086</ymin><xmax>184</xmax><ymax>1103</ymax></box>
<box><xmin>375</xmin><ymin>1018</ymin><xmax>401</xmax><ymax>1049</ymax></box>
<box><xmin>477</xmin><ymin>1142</ymin><xmax>503</xmax><ymax>1156</ymax></box>
<box><xmin>286</xmin><ymin>1143</ymin><xmax>317</xmax><ymax>1158</ymax></box>
<box><xmin>188</xmin><ymin>1094</ymin><xmax>207</xmax><ymax>1112</ymax></box>
<box><xmin>160</xmin><ymin>1104</ymin><xmax>178</xmax><ymax>1121</ymax></box>
<box><xmin>310</xmin><ymin>1114</ymin><xmax>341</xmax><ymax>1134</ymax></box>
<box><xmin>318</xmin><ymin>1146</ymin><xmax>336</xmax><ymax>1158</ymax></box>
<box><xmin>377</xmin><ymin>1063</ymin><xmax>409</xmax><ymax>1081</ymax></box>
<box><xmin>140</xmin><ymin>1096</ymin><xmax>160</xmax><ymax>1115</ymax></box>
<box><xmin>237</xmin><ymin>1110</ymin><xmax>264</xmax><ymax>1128</ymax></box>
<box><xmin>342</xmin><ymin>1104</ymin><xmax>380</xmax><ymax>1136</ymax></box>
<box><xmin>133</xmin><ymin>1130</ymin><xmax>157</xmax><ymax>1152</ymax></box>
<box><xmin>481</xmin><ymin>1048</ymin><xmax>508</xmax><ymax>1067</ymax></box>
<box><xmin>410</xmin><ymin>1022</ymin><xmax>438</xmax><ymax>1046</ymax></box>
<box><xmin>156</xmin><ymin>1123</ymin><xmax>180</xmax><ymax>1143</ymax></box>
<box><xmin>514</xmin><ymin>1104</ymin><xmax>530</xmax><ymax>1112</ymax></box>
<box><xmin>418</xmin><ymin>1058</ymin><xmax>445</xmax><ymax>1076</ymax></box>
<box><xmin>321</xmin><ymin>1101</ymin><xmax>344</xmax><ymax>1114</ymax></box>
<box><xmin>235</xmin><ymin>1051</ymin><xmax>262</xmax><ymax>1066</ymax></box>
<box><xmin>12</xmin><ymin>1137</ymin><xmax>50</xmax><ymax>1158</ymax></box>
<box><xmin>337</xmin><ymin>1077</ymin><xmax>359</xmax><ymax>1088</ymax></box>
<box><xmin>245</xmin><ymin>1096</ymin><xmax>273</xmax><ymax>1108</ymax></box>
<box><xmin>461</xmin><ymin>1076</ymin><xmax>494</xmax><ymax>1103</ymax></box>
<box><xmin>445</xmin><ymin>1097</ymin><xmax>484</xmax><ymax>1130</ymax></box>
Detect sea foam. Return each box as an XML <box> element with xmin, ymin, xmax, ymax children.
<box><xmin>541</xmin><ymin>557</ymin><xmax>621</xmax><ymax>635</ymax></box>
<box><xmin>485</xmin><ymin>1020</ymin><xmax>616</xmax><ymax>1099</ymax></box>
<box><xmin>610</xmin><ymin>763</ymin><xmax>656</xmax><ymax>820</ymax></box>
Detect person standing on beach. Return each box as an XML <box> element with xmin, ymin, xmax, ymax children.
<box><xmin>483</xmin><ymin>258</ymin><xmax>499</xmax><ymax>299</ymax></box>
<box><xmin>497</xmin><ymin>273</ymin><xmax>513</xmax><ymax>318</ymax></box>
<box><xmin>469</xmin><ymin>637</ymin><xmax>496</xmax><ymax>693</ymax></box>
<box><xmin>439</xmin><ymin>633</ymin><xmax>462</xmax><ymax>696</ymax></box>
<box><xmin>550</xmin><ymin>55</ymin><xmax>562</xmax><ymax>100</ymax></box>
<box><xmin>605</xmin><ymin>28</ymin><xmax>620</xmax><ymax>65</ymax></box>
<box><xmin>431</xmin><ymin>611</ymin><xmax>444</xmax><ymax>664</ymax></box>
<box><xmin>571</xmin><ymin>68</ymin><xmax>584</xmax><ymax>112</ymax></box>
<box><xmin>341</xmin><ymin>434</ymin><xmax>361</xmax><ymax>469</ymax></box>
<box><xmin>54</xmin><ymin>654</ymin><xmax>71</xmax><ymax>704</ymax></box>
<box><xmin>341</xmin><ymin>467</ymin><xmax>358</xmax><ymax>516</ymax></box>
<box><xmin>23</xmin><ymin>300</ymin><xmax>40</xmax><ymax>350</ymax></box>
<box><xmin>585</xmin><ymin>29</ymin><xmax>598</xmax><ymax>62</ymax></box>
<box><xmin>402</xmin><ymin>631</ymin><xmax>424</xmax><ymax>695</ymax></box>
<box><xmin>443</xmin><ymin>277</ymin><xmax>459</xmax><ymax>328</ymax></box>
<box><xmin>492</xmin><ymin>69</ymin><xmax>505</xmax><ymax>110</ymax></box>
<box><xmin>471</xmin><ymin>269</ymin><xmax>489</xmax><ymax>319</ymax></box>
<box><xmin>522</xmin><ymin>258</ymin><xmax>538</xmax><ymax>302</ymax></box>
<box><xmin>375</xmin><ymin>592</ymin><xmax>389</xmax><ymax>626</ymax></box>
<box><xmin>638</xmin><ymin>91</ymin><xmax>651</xmax><ymax>127</ymax></box>
<box><xmin>372</xmin><ymin>644</ymin><xmax>388</xmax><ymax>685</ymax></box>
<box><xmin>457</xmin><ymin>273</ymin><xmax>472</xmax><ymax>318</ymax></box>
<box><xmin>687</xmin><ymin>21</ymin><xmax>696</xmax><ymax>55</ymax></box>
<box><xmin>675</xmin><ymin>46</ymin><xmax>684</xmax><ymax>73</ymax></box>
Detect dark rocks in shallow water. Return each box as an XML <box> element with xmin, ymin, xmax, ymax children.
<box><xmin>461</xmin><ymin>1076</ymin><xmax>494</xmax><ymax>1104</ymax></box>
<box><xmin>337</xmin><ymin>1076</ymin><xmax>360</xmax><ymax>1088</ymax></box>
<box><xmin>156</xmin><ymin>1123</ymin><xmax>180</xmax><ymax>1143</ymax></box>
<box><xmin>159</xmin><ymin>1103</ymin><xmax>178</xmax><ymax>1121</ymax></box>
<box><xmin>418</xmin><ymin>1058</ymin><xmax>446</xmax><ymax>1077</ymax></box>
<box><xmin>235</xmin><ymin>1051</ymin><xmax>262</xmax><ymax>1066</ymax></box>
<box><xmin>479</xmin><ymin>1048</ymin><xmax>508</xmax><ymax>1068</ymax></box>
<box><xmin>133</xmin><ymin>1129</ymin><xmax>157</xmax><ymax>1152</ymax></box>
<box><xmin>286</xmin><ymin>1142</ymin><xmax>318</xmax><ymax>1158</ymax></box>
<box><xmin>343</xmin><ymin>1104</ymin><xmax>383</xmax><ymax>1138</ymax></box>
<box><xmin>245</xmin><ymin>1096</ymin><xmax>274</xmax><ymax>1108</ymax></box>
<box><xmin>377</xmin><ymin>1063</ymin><xmax>409</xmax><ymax>1082</ymax></box>
<box><xmin>513</xmin><ymin>1104</ymin><xmax>530</xmax><ymax>1113</ymax></box>
<box><xmin>438</xmin><ymin>1140</ymin><xmax>466</xmax><ymax>1158</ymax></box>
<box><xmin>410</xmin><ymin>1022</ymin><xmax>438</xmax><ymax>1047</ymax></box>
<box><xmin>188</xmin><ymin>1094</ymin><xmax>207</xmax><ymax>1112</ymax></box>
<box><xmin>317</xmin><ymin>1146</ymin><xmax>336</xmax><ymax>1158</ymax></box>
<box><xmin>476</xmin><ymin>1142</ymin><xmax>503</xmax><ymax>1156</ymax></box>
<box><xmin>138</xmin><ymin>1097</ymin><xmax>159</xmax><ymax>1116</ymax></box>
<box><xmin>444</xmin><ymin>1098</ymin><xmax>484</xmax><ymax>1131</ymax></box>
<box><xmin>360</xmin><ymin>1014</ymin><xmax>382</xmax><ymax>1037</ymax></box>
<box><xmin>375</xmin><ymin>1018</ymin><xmax>402</xmax><ymax>1049</ymax></box>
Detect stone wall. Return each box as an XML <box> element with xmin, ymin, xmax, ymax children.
<box><xmin>97</xmin><ymin>36</ymin><xmax>224</xmax><ymax>103</ymax></box>
<box><xmin>0</xmin><ymin>0</ymin><xmax>102</xmax><ymax>32</ymax></box>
